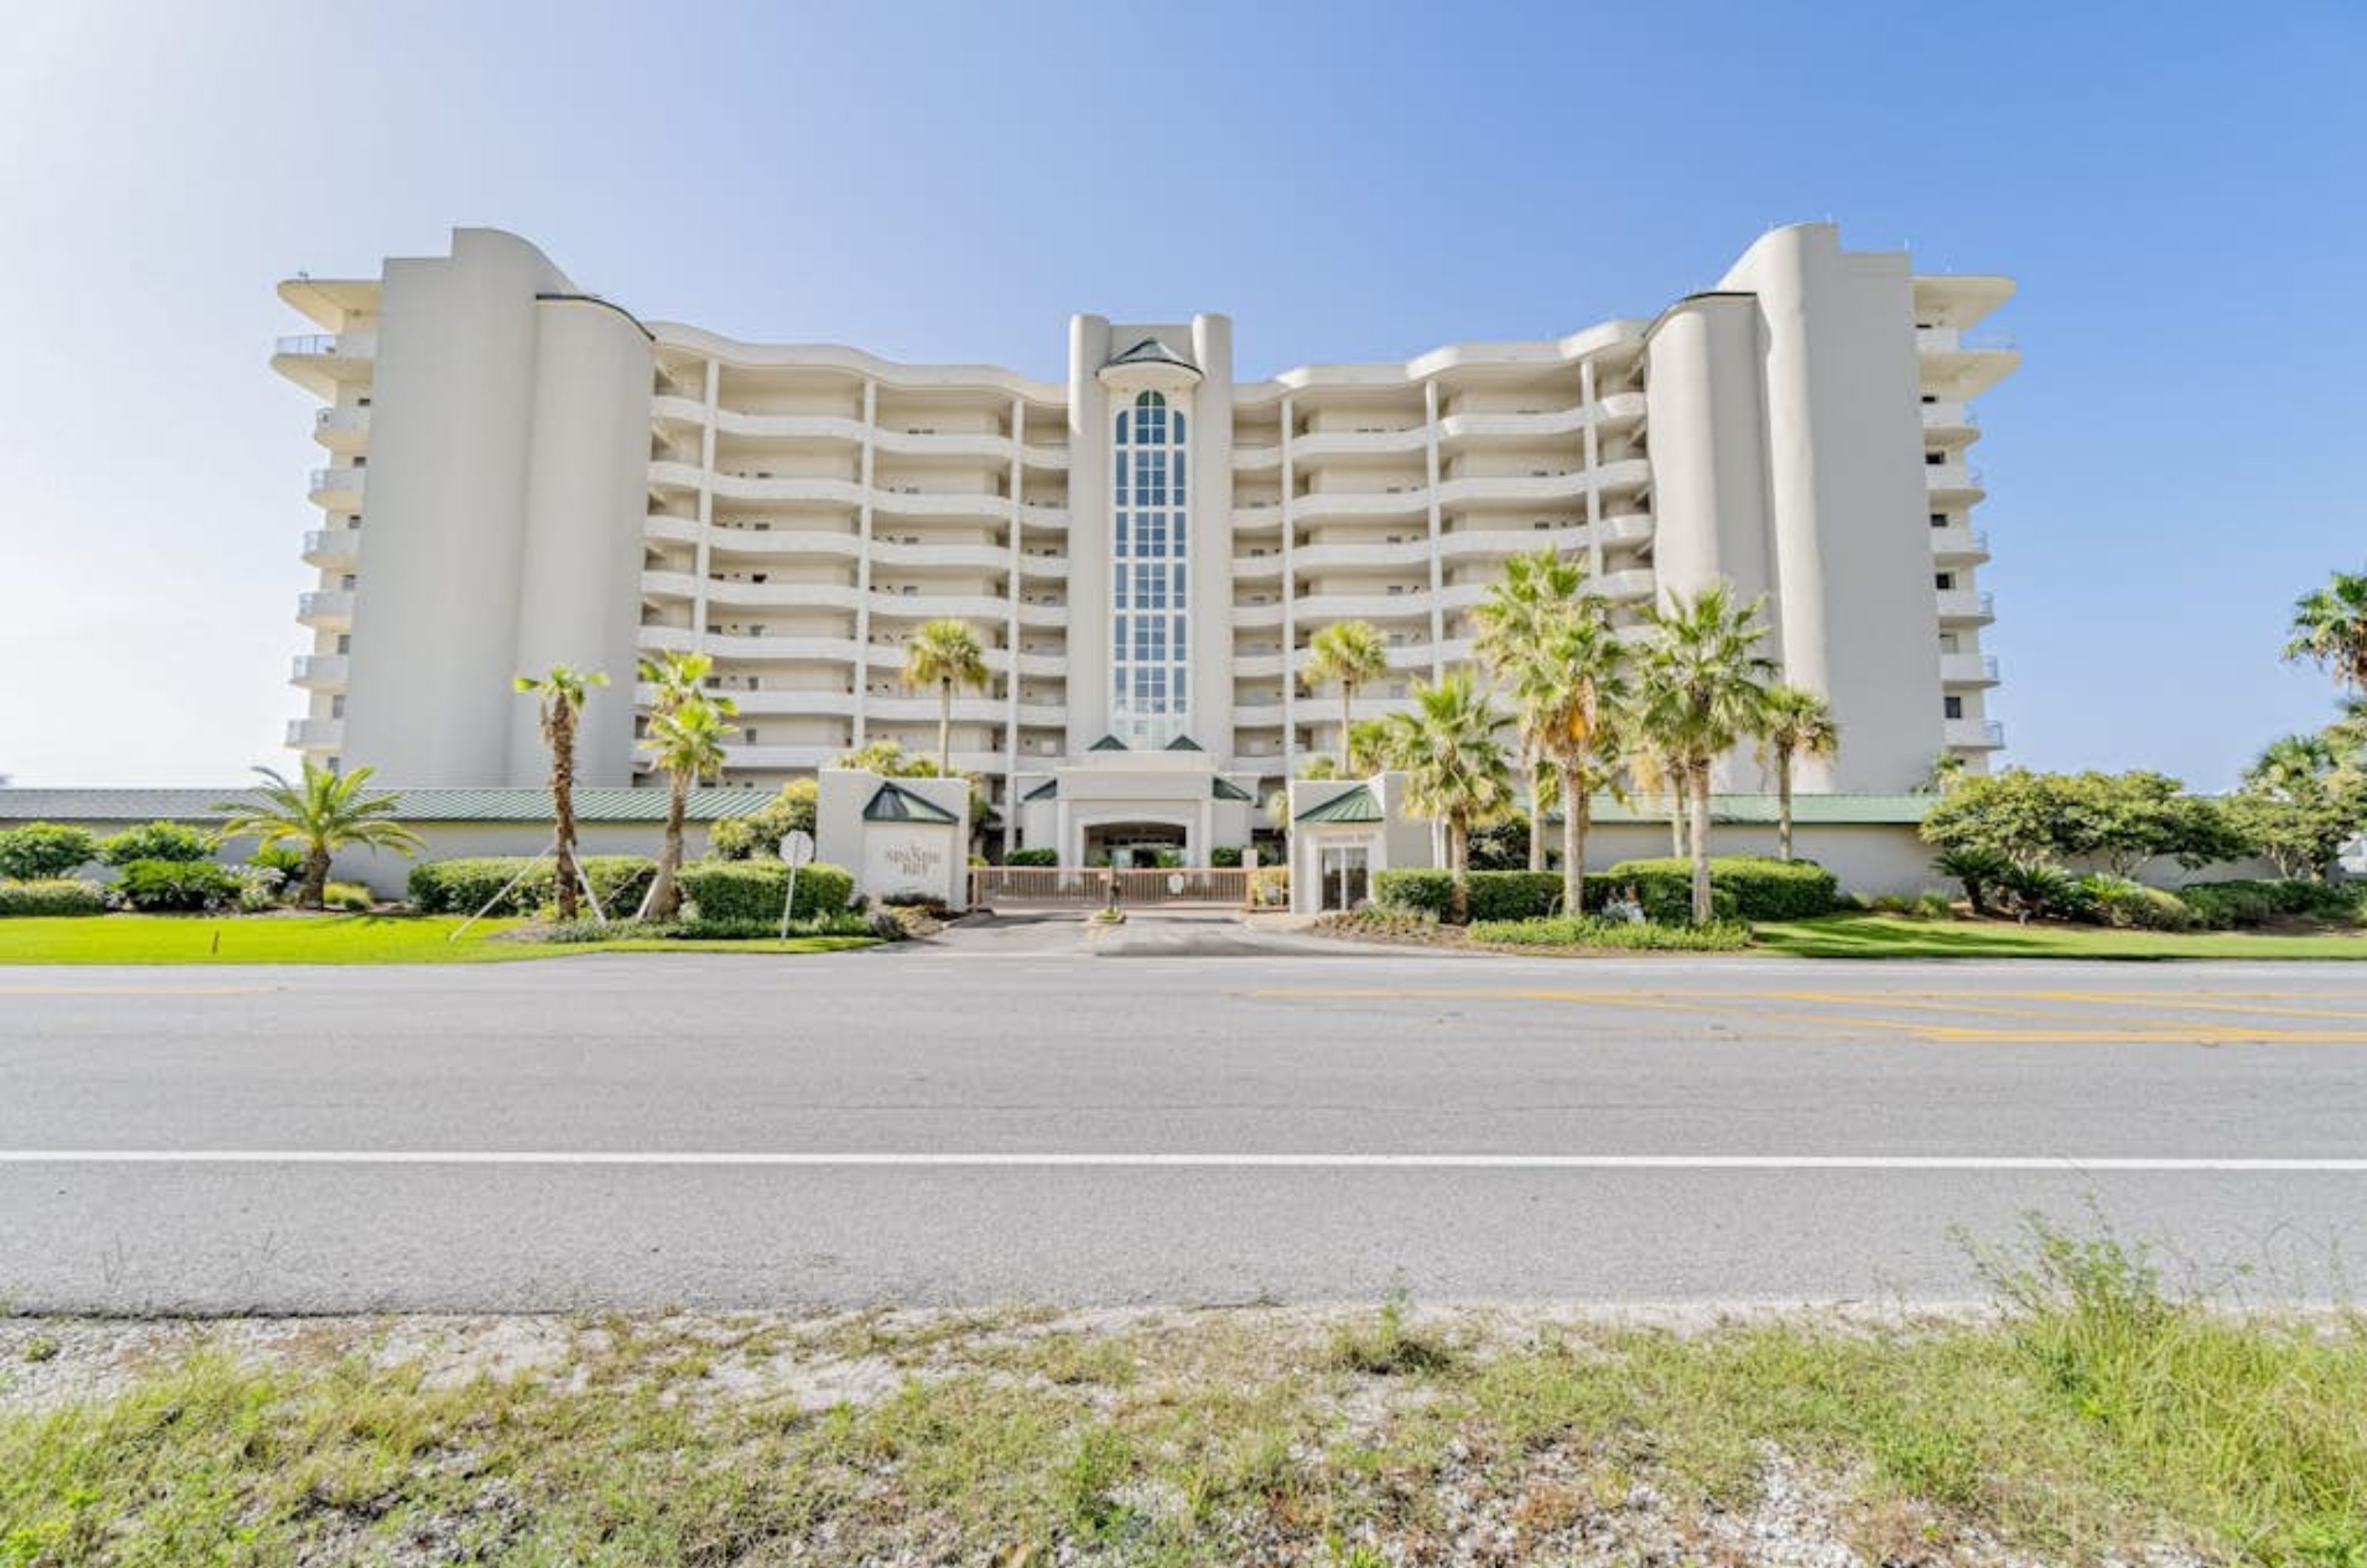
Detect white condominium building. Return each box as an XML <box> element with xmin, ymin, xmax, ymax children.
<box><xmin>273</xmin><ymin>223</ymin><xmax>2013</xmax><ymax>847</ymax></box>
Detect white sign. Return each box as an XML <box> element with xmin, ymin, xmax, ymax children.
<box><xmin>780</xmin><ymin>829</ymin><xmax>816</xmax><ymax>868</ymax></box>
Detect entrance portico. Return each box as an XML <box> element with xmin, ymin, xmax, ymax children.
<box><xmin>1013</xmin><ymin>739</ymin><xmax>1259</xmax><ymax>866</ymax></box>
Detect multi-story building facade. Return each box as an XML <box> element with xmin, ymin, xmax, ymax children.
<box><xmin>273</xmin><ymin>223</ymin><xmax>2013</xmax><ymax>855</ymax></box>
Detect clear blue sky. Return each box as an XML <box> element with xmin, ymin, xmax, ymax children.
<box><xmin>2</xmin><ymin>0</ymin><xmax>2359</xmax><ymax>787</ymax></box>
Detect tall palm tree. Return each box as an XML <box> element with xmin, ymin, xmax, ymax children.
<box><xmin>1474</xmin><ymin>550</ymin><xmax>1589</xmax><ymax>871</ymax></box>
<box><xmin>1397</xmin><ymin>669</ymin><xmax>1515</xmax><ymax>923</ymax></box>
<box><xmin>901</xmin><ymin>618</ymin><xmax>989</xmax><ymax>774</ymax></box>
<box><xmin>1509</xmin><ymin>605</ymin><xmax>1630</xmax><ymax>916</ymax></box>
<box><xmin>515</xmin><ymin>663</ymin><xmax>608</xmax><ymax>919</ymax></box>
<box><xmin>2283</xmin><ymin>570</ymin><xmax>2367</xmax><ymax>696</ymax></box>
<box><xmin>2245</xmin><ymin>733</ymin><xmax>2336</xmax><ymax>798</ymax></box>
<box><xmin>1634</xmin><ymin>583</ymin><xmax>1776</xmax><ymax>922</ymax></box>
<box><xmin>214</xmin><ymin>762</ymin><xmax>423</xmax><ymax>909</ymax></box>
<box><xmin>641</xmin><ymin>695</ymin><xmax>732</xmax><ymax>919</ymax></box>
<box><xmin>1755</xmin><ymin>684</ymin><xmax>1840</xmax><ymax>862</ymax></box>
<box><xmin>1303</xmin><ymin>620</ymin><xmax>1391</xmax><ymax>775</ymax></box>
<box><xmin>1630</xmin><ymin>743</ymin><xmax>1689</xmax><ymax>858</ymax></box>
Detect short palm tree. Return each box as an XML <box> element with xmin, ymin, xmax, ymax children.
<box><xmin>902</xmin><ymin>618</ymin><xmax>989</xmax><ymax>774</ymax></box>
<box><xmin>1634</xmin><ymin>583</ymin><xmax>1776</xmax><ymax>922</ymax></box>
<box><xmin>641</xmin><ymin>695</ymin><xmax>732</xmax><ymax>919</ymax></box>
<box><xmin>1474</xmin><ymin>550</ymin><xmax>1590</xmax><ymax>871</ymax></box>
<box><xmin>1510</xmin><ymin>605</ymin><xmax>1630</xmax><ymax>916</ymax></box>
<box><xmin>1303</xmin><ymin>620</ymin><xmax>1391</xmax><ymax>774</ymax></box>
<box><xmin>1397</xmin><ymin>669</ymin><xmax>1515</xmax><ymax>923</ymax></box>
<box><xmin>515</xmin><ymin>663</ymin><xmax>608</xmax><ymax>920</ymax></box>
<box><xmin>214</xmin><ymin>762</ymin><xmax>423</xmax><ymax>909</ymax></box>
<box><xmin>2283</xmin><ymin>569</ymin><xmax>2367</xmax><ymax>695</ymax></box>
<box><xmin>1755</xmin><ymin>684</ymin><xmax>1840</xmax><ymax>861</ymax></box>
<box><xmin>1920</xmin><ymin>749</ymin><xmax>1969</xmax><ymax>795</ymax></box>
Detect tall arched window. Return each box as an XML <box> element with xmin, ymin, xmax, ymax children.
<box><xmin>1111</xmin><ymin>390</ymin><xmax>1189</xmax><ymax>746</ymax></box>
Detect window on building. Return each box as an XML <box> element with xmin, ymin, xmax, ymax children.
<box><xmin>335</xmin><ymin>634</ymin><xmax>351</xmax><ymax>653</ymax></box>
<box><xmin>1110</xmin><ymin>390</ymin><xmax>1189</xmax><ymax>746</ymax></box>
<box><xmin>1939</xmin><ymin>632</ymin><xmax>1960</xmax><ymax>652</ymax></box>
<box><xmin>1936</xmin><ymin>573</ymin><xmax>1955</xmax><ymax>591</ymax></box>
<box><xmin>1945</xmin><ymin>696</ymin><xmax>1965</xmax><ymax>720</ymax></box>
<box><xmin>1930</xmin><ymin>513</ymin><xmax>1949</xmax><ymax>528</ymax></box>
<box><xmin>1925</xmin><ymin>450</ymin><xmax>1945</xmax><ymax>466</ymax></box>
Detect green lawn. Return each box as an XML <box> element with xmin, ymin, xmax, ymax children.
<box><xmin>0</xmin><ymin>914</ymin><xmax>874</xmax><ymax>965</ymax></box>
<box><xmin>1756</xmin><ymin>912</ymin><xmax>2367</xmax><ymax>961</ymax></box>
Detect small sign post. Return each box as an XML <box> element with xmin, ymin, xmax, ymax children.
<box><xmin>778</xmin><ymin>829</ymin><xmax>816</xmax><ymax>940</ymax></box>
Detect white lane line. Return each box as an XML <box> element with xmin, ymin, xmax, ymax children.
<box><xmin>1</xmin><ymin>1151</ymin><xmax>2365</xmax><ymax>1172</ymax></box>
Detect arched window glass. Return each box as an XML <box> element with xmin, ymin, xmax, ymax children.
<box><xmin>1111</xmin><ymin>389</ymin><xmax>1188</xmax><ymax>746</ymax></box>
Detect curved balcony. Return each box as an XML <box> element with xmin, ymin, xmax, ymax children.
<box><xmin>1016</xmin><ymin>501</ymin><xmax>1071</xmax><ymax>531</ymax></box>
<box><xmin>301</xmin><ymin>527</ymin><xmax>361</xmax><ymax>570</ymax></box>
<box><xmin>1925</xmin><ymin>464</ymin><xmax>1986</xmax><ymax>501</ymax></box>
<box><xmin>703</xmin><ymin>527</ymin><xmax>862</xmax><ymax>560</ymax></box>
<box><xmin>645</xmin><ymin>513</ymin><xmax>700</xmax><ymax>545</ymax></box>
<box><xmin>1019</xmin><ymin>443</ymin><xmax>1070</xmax><ymax>470</ymax></box>
<box><xmin>1231</xmin><ymin>443</ymin><xmax>1282</xmax><ymax>473</ymax></box>
<box><xmin>271</xmin><ymin>333</ymin><xmax>376</xmax><ymax>396</ymax></box>
<box><xmin>1936</xmin><ymin>588</ymin><xmax>1997</xmax><ymax>624</ymax></box>
<box><xmin>709</xmin><ymin>579</ymin><xmax>868</xmax><ymax>612</ymax></box>
<box><xmin>1436</xmin><ymin>471</ymin><xmax>1587</xmax><ymax>510</ymax></box>
<box><xmin>1929</xmin><ymin>524</ymin><xmax>1991</xmax><ymax>564</ymax></box>
<box><xmin>871</xmin><ymin>487</ymin><xmax>1010</xmax><ymax>524</ymax></box>
<box><xmin>312</xmin><ymin>405</ymin><xmax>371</xmax><ymax>451</ymax></box>
<box><xmin>706</xmin><ymin>469</ymin><xmax>865</xmax><ymax>507</ymax></box>
<box><xmin>307</xmin><ymin>467</ymin><xmax>365</xmax><ymax>509</ymax></box>
<box><xmin>1232</xmin><ymin>551</ymin><xmax>1288</xmax><ymax>582</ymax></box>
<box><xmin>869</xmin><ymin>538</ymin><xmax>1009</xmax><ymax>572</ymax></box>
<box><xmin>1436</xmin><ymin>524</ymin><xmax>1589</xmax><ymax>565</ymax></box>
<box><xmin>285</xmin><ymin>717</ymin><xmax>343</xmax><ymax>750</ymax></box>
<box><xmin>290</xmin><ymin>653</ymin><xmax>348</xmax><ymax>690</ymax></box>
<box><xmin>296</xmin><ymin>589</ymin><xmax>354</xmax><ymax>629</ymax></box>
<box><xmin>1945</xmin><ymin>717</ymin><xmax>2007</xmax><ymax>751</ymax></box>
<box><xmin>1289</xmin><ymin>488</ymin><xmax>1429</xmax><ymax>524</ymax></box>
<box><xmin>1289</xmin><ymin>536</ymin><xmax>1431</xmax><ymax>572</ymax></box>
<box><xmin>1015</xmin><ymin>552</ymin><xmax>1070</xmax><ymax>581</ymax></box>
<box><xmin>864</xmin><ymin>694</ymin><xmax>1022</xmax><ymax>726</ymax></box>
<box><xmin>1291</xmin><ymin>426</ymin><xmax>1428</xmax><ymax>461</ymax></box>
<box><xmin>1013</xmin><ymin>600</ymin><xmax>1067</xmax><ymax>629</ymax></box>
<box><xmin>1941</xmin><ymin>652</ymin><xmax>2001</xmax><ymax>686</ymax></box>
<box><xmin>1294</xmin><ymin>590</ymin><xmax>1441</xmax><ymax>623</ymax></box>
<box><xmin>1231</xmin><ymin>601</ymin><xmax>1286</xmax><ymax>630</ymax></box>
<box><xmin>868</xmin><ymin>589</ymin><xmax>1015</xmax><ymax>623</ymax></box>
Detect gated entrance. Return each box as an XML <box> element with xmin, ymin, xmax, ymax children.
<box><xmin>970</xmin><ymin>866</ymin><xmax>1257</xmax><ymax>910</ymax></box>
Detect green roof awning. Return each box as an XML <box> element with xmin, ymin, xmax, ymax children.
<box><xmin>1020</xmin><ymin>779</ymin><xmax>1058</xmax><ymax>802</ymax></box>
<box><xmin>1164</xmin><ymin>735</ymin><xmax>1203</xmax><ymax>751</ymax></box>
<box><xmin>1212</xmin><ymin>777</ymin><xmax>1255</xmax><ymax>802</ymax></box>
<box><xmin>1087</xmin><ymin>734</ymin><xmax>1130</xmax><ymax>751</ymax></box>
<box><xmin>860</xmin><ymin>782</ymin><xmax>959</xmax><ymax>824</ymax></box>
<box><xmin>1295</xmin><ymin>785</ymin><xmax>1383</xmax><ymax>825</ymax></box>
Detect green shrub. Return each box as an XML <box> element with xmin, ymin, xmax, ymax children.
<box><xmin>247</xmin><ymin>845</ymin><xmax>305</xmax><ymax>880</ymax></box>
<box><xmin>1004</xmin><ymin>848</ymin><xmax>1058</xmax><ymax>867</ymax></box>
<box><xmin>704</xmin><ymin>780</ymin><xmax>819</xmax><ymax>861</ymax></box>
<box><xmin>97</xmin><ymin>820</ymin><xmax>217</xmax><ymax>867</ymax></box>
<box><xmin>321</xmin><ymin>881</ymin><xmax>374</xmax><ymax>912</ymax></box>
<box><xmin>0</xmin><ymin>879</ymin><xmax>107</xmax><ymax>917</ymax></box>
<box><xmin>1932</xmin><ymin>845</ymin><xmax>2013</xmax><ymax>915</ymax></box>
<box><xmin>0</xmin><ymin>823</ymin><xmax>98</xmax><ymax>881</ymax></box>
<box><xmin>2075</xmin><ymin>875</ymin><xmax>2198</xmax><ymax>932</ymax></box>
<box><xmin>1371</xmin><ymin>869</ymin><xmax>1564</xmax><ymax>923</ymax></box>
<box><xmin>2178</xmin><ymin>878</ymin><xmax>2366</xmax><ymax>930</ymax></box>
<box><xmin>1209</xmin><ymin>845</ymin><xmax>1243</xmax><ymax>868</ymax></box>
<box><xmin>1865</xmin><ymin>891</ymin><xmax>1960</xmax><ymax>921</ymax></box>
<box><xmin>406</xmin><ymin>856</ymin><xmax>656</xmax><ymax>916</ymax></box>
<box><xmin>1602</xmin><ymin>856</ymin><xmax>1838</xmax><ymax>921</ymax></box>
<box><xmin>1468</xmin><ymin>915</ymin><xmax>1754</xmax><ymax>951</ymax></box>
<box><xmin>115</xmin><ymin>859</ymin><xmax>243</xmax><ymax>912</ymax></box>
<box><xmin>1317</xmin><ymin>905</ymin><xmax>1442</xmax><ymax>940</ymax></box>
<box><xmin>678</xmin><ymin>860</ymin><xmax>855</xmax><ymax>925</ymax></box>
<box><xmin>1915</xmin><ymin>891</ymin><xmax>1957</xmax><ymax>921</ymax></box>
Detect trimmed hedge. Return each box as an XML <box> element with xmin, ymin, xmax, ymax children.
<box><xmin>678</xmin><ymin>861</ymin><xmax>855</xmax><ymax>925</ymax></box>
<box><xmin>1371</xmin><ymin>869</ymin><xmax>1565</xmax><ymax>924</ymax></box>
<box><xmin>2178</xmin><ymin>878</ymin><xmax>2366</xmax><ymax>930</ymax></box>
<box><xmin>0</xmin><ymin>823</ymin><xmax>98</xmax><ymax>881</ymax></box>
<box><xmin>1602</xmin><ymin>856</ymin><xmax>1838</xmax><ymax>922</ymax></box>
<box><xmin>1469</xmin><ymin>916</ymin><xmax>1755</xmax><ymax>951</ymax></box>
<box><xmin>115</xmin><ymin>859</ymin><xmax>243</xmax><ymax>912</ymax></box>
<box><xmin>407</xmin><ymin>856</ymin><xmax>658</xmax><ymax>916</ymax></box>
<box><xmin>0</xmin><ymin>879</ymin><xmax>107</xmax><ymax>917</ymax></box>
<box><xmin>1004</xmin><ymin>848</ymin><xmax>1058</xmax><ymax>867</ymax></box>
<box><xmin>97</xmin><ymin>821</ymin><xmax>217</xmax><ymax>867</ymax></box>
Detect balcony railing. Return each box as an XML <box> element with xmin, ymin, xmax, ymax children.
<box><xmin>297</xmin><ymin>590</ymin><xmax>354</xmax><ymax>625</ymax></box>
<box><xmin>275</xmin><ymin>332</ymin><xmax>377</xmax><ymax>359</ymax></box>
<box><xmin>291</xmin><ymin>654</ymin><xmax>349</xmax><ymax>688</ymax></box>
<box><xmin>309</xmin><ymin>467</ymin><xmax>365</xmax><ymax>496</ymax></box>
<box><xmin>285</xmin><ymin>717</ymin><xmax>343</xmax><ymax>748</ymax></box>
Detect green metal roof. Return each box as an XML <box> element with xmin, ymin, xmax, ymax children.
<box><xmin>0</xmin><ymin>785</ymin><xmax>783</xmax><ymax>825</ymax></box>
<box><xmin>1165</xmin><ymin>734</ymin><xmax>1203</xmax><ymax>751</ymax></box>
<box><xmin>1212</xmin><ymin>777</ymin><xmax>1255</xmax><ymax>802</ymax></box>
<box><xmin>1295</xmin><ymin>785</ymin><xmax>1384</xmax><ymax>825</ymax></box>
<box><xmin>1020</xmin><ymin>778</ymin><xmax>1058</xmax><ymax>802</ymax></box>
<box><xmin>860</xmin><ymin>781</ymin><xmax>959</xmax><ymax>825</ymax></box>
<box><xmin>1087</xmin><ymin>734</ymin><xmax>1130</xmax><ymax>751</ymax></box>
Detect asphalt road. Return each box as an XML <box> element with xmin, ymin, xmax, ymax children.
<box><xmin>4</xmin><ymin>915</ymin><xmax>2364</xmax><ymax>1313</ymax></box>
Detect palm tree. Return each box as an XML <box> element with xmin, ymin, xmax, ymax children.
<box><xmin>1630</xmin><ymin>743</ymin><xmax>1689</xmax><ymax>858</ymax></box>
<box><xmin>1474</xmin><ymin>550</ymin><xmax>1589</xmax><ymax>871</ymax></box>
<box><xmin>214</xmin><ymin>762</ymin><xmax>423</xmax><ymax>909</ymax></box>
<box><xmin>638</xmin><ymin>648</ymin><xmax>737</xmax><ymax>723</ymax></box>
<box><xmin>2246</xmin><ymin>733</ymin><xmax>2336</xmax><ymax>797</ymax></box>
<box><xmin>1755</xmin><ymin>684</ymin><xmax>1840</xmax><ymax>862</ymax></box>
<box><xmin>515</xmin><ymin>663</ymin><xmax>608</xmax><ymax>919</ymax></box>
<box><xmin>1634</xmin><ymin>583</ymin><xmax>1776</xmax><ymax>922</ymax></box>
<box><xmin>901</xmin><ymin>618</ymin><xmax>989</xmax><ymax>774</ymax></box>
<box><xmin>1508</xmin><ymin>605</ymin><xmax>1630</xmax><ymax>916</ymax></box>
<box><xmin>2283</xmin><ymin>570</ymin><xmax>2367</xmax><ymax>695</ymax></box>
<box><xmin>641</xmin><ymin>695</ymin><xmax>732</xmax><ymax>919</ymax></box>
<box><xmin>1920</xmin><ymin>749</ymin><xmax>1970</xmax><ymax>795</ymax></box>
<box><xmin>1397</xmin><ymin>669</ymin><xmax>1515</xmax><ymax>923</ymax></box>
<box><xmin>1303</xmin><ymin>620</ymin><xmax>1391</xmax><ymax>774</ymax></box>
